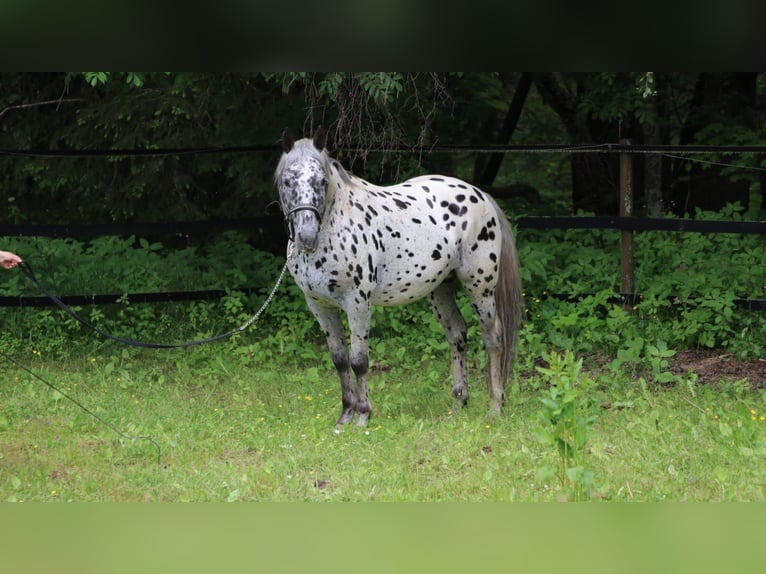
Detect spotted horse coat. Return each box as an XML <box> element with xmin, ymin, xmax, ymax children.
<box><xmin>275</xmin><ymin>130</ymin><xmax>523</xmax><ymax>425</ymax></box>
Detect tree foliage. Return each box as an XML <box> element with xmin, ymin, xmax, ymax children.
<box><xmin>1</xmin><ymin>72</ymin><xmax>764</xmax><ymax>227</ymax></box>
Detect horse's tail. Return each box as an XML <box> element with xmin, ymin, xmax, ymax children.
<box><xmin>488</xmin><ymin>196</ymin><xmax>524</xmax><ymax>382</ymax></box>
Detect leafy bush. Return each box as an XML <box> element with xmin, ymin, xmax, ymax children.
<box><xmin>517</xmin><ymin>204</ymin><xmax>766</xmax><ymax>366</ymax></box>
<box><xmin>0</xmin><ymin>233</ymin><xmax>299</xmax><ymax>356</ymax></box>
<box><xmin>3</xmin><ymin>204</ymin><xmax>765</xmax><ymax>372</ymax></box>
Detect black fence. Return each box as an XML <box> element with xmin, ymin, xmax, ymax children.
<box><xmin>2</xmin><ymin>213</ymin><xmax>766</xmax><ymax>310</ymax></box>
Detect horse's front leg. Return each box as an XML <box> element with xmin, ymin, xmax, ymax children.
<box><xmin>306</xmin><ymin>300</ymin><xmax>357</xmax><ymax>425</ymax></box>
<box><xmin>346</xmin><ymin>302</ymin><xmax>373</xmax><ymax>426</ymax></box>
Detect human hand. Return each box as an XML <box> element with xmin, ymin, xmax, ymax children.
<box><xmin>0</xmin><ymin>250</ymin><xmax>22</xmax><ymax>270</ymax></box>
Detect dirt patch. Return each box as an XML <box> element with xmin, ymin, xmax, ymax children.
<box><xmin>669</xmin><ymin>349</ymin><xmax>766</xmax><ymax>390</ymax></box>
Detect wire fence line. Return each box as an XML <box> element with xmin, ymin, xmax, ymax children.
<box><xmin>3</xmin><ymin>142</ymin><xmax>766</xmax><ymax>158</ymax></box>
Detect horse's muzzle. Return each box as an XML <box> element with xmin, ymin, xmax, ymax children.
<box><xmin>295</xmin><ymin>225</ymin><xmax>319</xmax><ymax>253</ymax></box>
<box><xmin>285</xmin><ymin>205</ymin><xmax>322</xmax><ymax>253</ymax></box>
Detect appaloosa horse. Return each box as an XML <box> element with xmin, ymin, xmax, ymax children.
<box><xmin>276</xmin><ymin>129</ymin><xmax>523</xmax><ymax>425</ymax></box>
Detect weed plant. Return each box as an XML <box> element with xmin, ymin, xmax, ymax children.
<box><xmin>531</xmin><ymin>351</ymin><xmax>596</xmax><ymax>501</ymax></box>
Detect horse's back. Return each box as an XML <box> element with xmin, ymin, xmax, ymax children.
<box><xmin>354</xmin><ymin>174</ymin><xmax>504</xmax><ymax>305</ymax></box>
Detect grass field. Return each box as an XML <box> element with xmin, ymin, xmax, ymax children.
<box><xmin>2</xmin><ymin>343</ymin><xmax>765</xmax><ymax>502</ymax></box>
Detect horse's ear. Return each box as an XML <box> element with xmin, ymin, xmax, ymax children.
<box><xmin>312</xmin><ymin>126</ymin><xmax>327</xmax><ymax>151</ymax></box>
<box><xmin>281</xmin><ymin>128</ymin><xmax>295</xmax><ymax>153</ymax></box>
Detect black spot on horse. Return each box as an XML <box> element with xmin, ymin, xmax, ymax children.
<box><xmin>431</xmin><ymin>249</ymin><xmax>442</xmax><ymax>260</ymax></box>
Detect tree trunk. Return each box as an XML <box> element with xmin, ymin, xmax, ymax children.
<box><xmin>473</xmin><ymin>72</ymin><xmax>533</xmax><ymax>187</ymax></box>
<box><xmin>643</xmin><ymin>113</ymin><xmax>664</xmax><ymax>217</ymax></box>
<box><xmin>533</xmin><ymin>72</ymin><xmax>620</xmax><ymax>215</ymax></box>
<box><xmin>669</xmin><ymin>72</ymin><xmax>757</xmax><ymax>215</ymax></box>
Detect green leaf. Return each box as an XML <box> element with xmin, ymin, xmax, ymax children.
<box><xmin>530</xmin><ymin>427</ymin><xmax>554</xmax><ymax>445</ymax></box>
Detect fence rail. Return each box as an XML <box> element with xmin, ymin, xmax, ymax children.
<box><xmin>2</xmin><ymin>213</ymin><xmax>766</xmax><ymax>309</ymax></box>
<box><xmin>5</xmin><ymin>213</ymin><xmax>766</xmax><ymax>239</ymax></box>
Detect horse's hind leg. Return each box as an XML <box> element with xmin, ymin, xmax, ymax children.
<box><xmin>305</xmin><ymin>301</ymin><xmax>357</xmax><ymax>424</ymax></box>
<box><xmin>463</xmin><ymin>286</ymin><xmax>505</xmax><ymax>416</ymax></box>
<box><xmin>429</xmin><ymin>281</ymin><xmax>469</xmax><ymax>407</ymax></box>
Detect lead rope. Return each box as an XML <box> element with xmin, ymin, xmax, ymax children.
<box><xmin>0</xmin><ymin>348</ymin><xmax>163</xmax><ymax>466</ymax></box>
<box><xmin>17</xmin><ymin>243</ymin><xmax>295</xmax><ymax>349</ymax></box>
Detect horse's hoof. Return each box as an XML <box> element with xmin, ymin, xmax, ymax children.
<box><xmin>452</xmin><ymin>387</ymin><xmax>469</xmax><ymax>407</ymax></box>
<box><xmin>336</xmin><ymin>410</ymin><xmax>355</xmax><ymax>425</ymax></box>
<box><xmin>355</xmin><ymin>411</ymin><xmax>370</xmax><ymax>427</ymax></box>
<box><xmin>487</xmin><ymin>403</ymin><xmax>502</xmax><ymax>418</ymax></box>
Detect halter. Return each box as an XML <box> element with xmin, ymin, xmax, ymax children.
<box><xmin>283</xmin><ymin>204</ymin><xmax>323</xmax><ymax>242</ymax></box>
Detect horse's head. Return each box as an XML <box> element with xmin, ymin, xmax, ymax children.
<box><xmin>276</xmin><ymin>129</ymin><xmax>329</xmax><ymax>253</ymax></box>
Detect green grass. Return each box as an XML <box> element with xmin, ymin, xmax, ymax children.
<box><xmin>2</xmin><ymin>344</ymin><xmax>765</xmax><ymax>502</ymax></box>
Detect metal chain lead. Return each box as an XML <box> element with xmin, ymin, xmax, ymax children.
<box><xmin>238</xmin><ymin>242</ymin><xmax>294</xmax><ymax>331</ymax></box>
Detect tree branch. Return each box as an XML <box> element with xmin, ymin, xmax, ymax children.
<box><xmin>0</xmin><ymin>98</ymin><xmax>85</xmax><ymax>120</ymax></box>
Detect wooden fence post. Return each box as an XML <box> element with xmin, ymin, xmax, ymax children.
<box><xmin>619</xmin><ymin>139</ymin><xmax>634</xmax><ymax>310</ymax></box>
